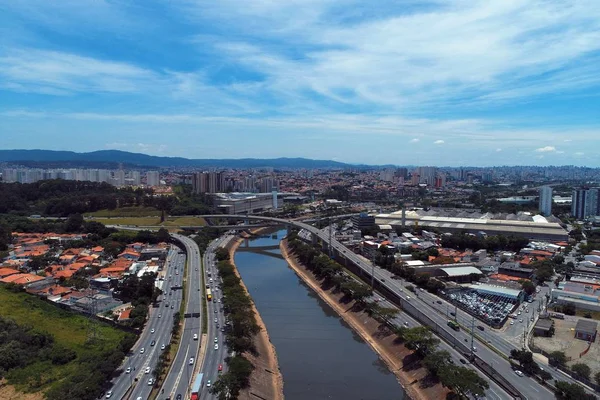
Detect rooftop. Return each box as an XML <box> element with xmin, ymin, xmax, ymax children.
<box><xmin>575</xmin><ymin>319</ymin><xmax>598</xmax><ymax>335</ymax></box>
<box><xmin>440</xmin><ymin>266</ymin><xmax>483</xmax><ymax>277</ymax></box>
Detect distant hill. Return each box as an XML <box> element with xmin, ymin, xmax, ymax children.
<box><xmin>0</xmin><ymin>149</ymin><xmax>352</xmax><ymax>169</ymax></box>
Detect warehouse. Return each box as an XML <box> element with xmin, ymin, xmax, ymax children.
<box><xmin>439</xmin><ymin>266</ymin><xmax>483</xmax><ymax>283</ymax></box>
<box><xmin>375</xmin><ymin>210</ymin><xmax>568</xmax><ymax>241</ymax></box>
<box><xmin>466</xmin><ymin>283</ymin><xmax>524</xmax><ymax>301</ymax></box>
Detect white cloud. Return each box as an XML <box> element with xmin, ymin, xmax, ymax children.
<box><xmin>496</xmin><ymin>148</ymin><xmax>502</xmax><ymax>152</ymax></box>
<box><xmin>575</xmin><ymin>152</ymin><xmax>585</xmax><ymax>156</ymax></box>
<box><xmin>535</xmin><ymin>146</ymin><xmax>557</xmax><ymax>153</ymax></box>
<box><xmin>434</xmin><ymin>140</ymin><xmax>445</xmax><ymax>145</ymax></box>
<box><xmin>410</xmin><ymin>138</ymin><xmax>420</xmax><ymax>143</ymax></box>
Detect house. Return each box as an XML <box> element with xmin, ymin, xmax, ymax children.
<box><xmin>118</xmin><ymin>250</ymin><xmax>141</xmax><ymax>261</ymax></box>
<box><xmin>575</xmin><ymin>319</ymin><xmax>598</xmax><ymax>342</ymax></box>
<box><xmin>0</xmin><ymin>273</ymin><xmax>46</xmax><ymax>286</ymax></box>
<box><xmin>0</xmin><ymin>267</ymin><xmax>20</xmax><ymax>279</ymax></box>
<box><xmin>533</xmin><ymin>319</ymin><xmax>554</xmax><ymax>337</ymax></box>
<box><xmin>118</xmin><ymin>308</ymin><xmax>132</xmax><ymax>322</ymax></box>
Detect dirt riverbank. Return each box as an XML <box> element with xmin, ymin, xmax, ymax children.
<box><xmin>225</xmin><ymin>230</ymin><xmax>284</xmax><ymax>400</ymax></box>
<box><xmin>280</xmin><ymin>239</ymin><xmax>450</xmax><ymax>400</ymax></box>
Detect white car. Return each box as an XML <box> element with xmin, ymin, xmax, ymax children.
<box><xmin>215</xmin><ymin>337</ymin><xmax>218</xmax><ymax>343</ymax></box>
<box><xmin>140</xmin><ymin>347</ymin><xmax>145</xmax><ymax>354</ymax></box>
<box><xmin>125</xmin><ymin>367</ymin><xmax>131</xmax><ymax>374</ymax></box>
<box><xmin>161</xmin><ymin>344</ymin><xmax>166</xmax><ymax>350</ymax></box>
<box><xmin>214</xmin><ymin>344</ymin><xmax>219</xmax><ymax>350</ymax></box>
<box><xmin>193</xmin><ymin>334</ymin><xmax>198</xmax><ymax>340</ymax></box>
<box><xmin>515</xmin><ymin>370</ymin><xmax>524</xmax><ymax>377</ymax></box>
<box><xmin>106</xmin><ymin>391</ymin><xmax>113</xmax><ymax>398</ymax></box>
<box><xmin>207</xmin><ymin>380</ymin><xmax>211</xmax><ymax>387</ymax></box>
<box><xmin>189</xmin><ymin>357</ymin><xmax>194</xmax><ymax>365</ymax></box>
<box><xmin>148</xmin><ymin>378</ymin><xmax>154</xmax><ymax>385</ymax></box>
<box><xmin>510</xmin><ymin>320</ymin><xmax>515</xmax><ymax>325</ymax></box>
<box><xmin>145</xmin><ymin>367</ymin><xmax>151</xmax><ymax>374</ymax></box>
<box><xmin>214</xmin><ymin>318</ymin><xmax>218</xmax><ymax>323</ymax></box>
<box><xmin>151</xmin><ymin>328</ymin><xmax>155</xmax><ymax>334</ymax></box>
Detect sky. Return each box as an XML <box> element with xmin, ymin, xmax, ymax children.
<box><xmin>1</xmin><ymin>0</ymin><xmax>600</xmax><ymax>167</ymax></box>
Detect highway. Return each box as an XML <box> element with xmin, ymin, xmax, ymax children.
<box><xmin>160</xmin><ymin>234</ymin><xmax>204</xmax><ymax>400</ymax></box>
<box><xmin>197</xmin><ymin>235</ymin><xmax>233</xmax><ymax>399</ymax></box>
<box><xmin>108</xmin><ymin>246</ymin><xmax>185</xmax><ymax>400</ymax></box>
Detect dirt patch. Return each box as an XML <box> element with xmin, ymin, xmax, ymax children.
<box><xmin>534</xmin><ymin>317</ymin><xmax>600</xmax><ymax>376</ymax></box>
<box><xmin>0</xmin><ymin>380</ymin><xmax>44</xmax><ymax>400</ymax></box>
<box><xmin>226</xmin><ymin>230</ymin><xmax>284</xmax><ymax>400</ymax></box>
<box><xmin>280</xmin><ymin>239</ymin><xmax>449</xmax><ymax>400</ymax></box>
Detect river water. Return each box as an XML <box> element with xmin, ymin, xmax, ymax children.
<box><xmin>234</xmin><ymin>230</ymin><xmax>406</xmax><ymax>400</ymax></box>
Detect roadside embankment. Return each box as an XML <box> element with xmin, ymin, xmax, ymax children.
<box><xmin>225</xmin><ymin>230</ymin><xmax>284</xmax><ymax>400</ymax></box>
<box><xmin>280</xmin><ymin>239</ymin><xmax>450</xmax><ymax>400</ymax></box>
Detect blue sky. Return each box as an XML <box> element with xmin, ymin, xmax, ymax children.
<box><xmin>1</xmin><ymin>0</ymin><xmax>600</xmax><ymax>166</ymax></box>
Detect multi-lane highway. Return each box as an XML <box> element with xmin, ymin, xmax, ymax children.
<box><xmin>197</xmin><ymin>235</ymin><xmax>233</xmax><ymax>399</ymax></box>
<box><xmin>108</xmin><ymin>246</ymin><xmax>185</xmax><ymax>400</ymax></box>
<box><xmin>161</xmin><ymin>234</ymin><xmax>204</xmax><ymax>400</ymax></box>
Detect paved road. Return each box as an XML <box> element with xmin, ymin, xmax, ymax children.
<box><xmin>108</xmin><ymin>246</ymin><xmax>185</xmax><ymax>400</ymax></box>
<box><xmin>198</xmin><ymin>235</ymin><xmax>233</xmax><ymax>399</ymax></box>
<box><xmin>160</xmin><ymin>234</ymin><xmax>204</xmax><ymax>400</ymax></box>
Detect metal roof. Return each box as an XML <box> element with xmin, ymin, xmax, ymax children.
<box><xmin>466</xmin><ymin>283</ymin><xmax>522</xmax><ymax>298</ymax></box>
<box><xmin>575</xmin><ymin>319</ymin><xmax>598</xmax><ymax>335</ymax></box>
<box><xmin>440</xmin><ymin>266</ymin><xmax>482</xmax><ymax>277</ymax></box>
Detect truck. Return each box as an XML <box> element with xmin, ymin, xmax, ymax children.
<box><xmin>447</xmin><ymin>320</ymin><xmax>460</xmax><ymax>331</ymax></box>
<box><xmin>190</xmin><ymin>372</ymin><xmax>204</xmax><ymax>400</ymax></box>
<box><xmin>206</xmin><ymin>288</ymin><xmax>212</xmax><ymax>301</ymax></box>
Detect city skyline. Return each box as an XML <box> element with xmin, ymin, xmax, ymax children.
<box><xmin>2</xmin><ymin>1</ymin><xmax>600</xmax><ymax>166</ymax></box>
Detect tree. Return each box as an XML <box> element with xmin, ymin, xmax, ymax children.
<box><xmin>509</xmin><ymin>349</ymin><xmax>540</xmax><ymax>375</ymax></box>
<box><xmin>548</xmin><ymin>351</ymin><xmax>568</xmax><ymax>367</ymax></box>
<box><xmin>403</xmin><ymin>326</ymin><xmax>440</xmax><ymax>356</ymax></box>
<box><xmin>554</xmin><ymin>381</ymin><xmax>593</xmax><ymax>400</ymax></box>
<box><xmin>521</xmin><ymin>280</ymin><xmax>536</xmax><ymax>296</ymax></box>
<box><xmin>571</xmin><ymin>363</ymin><xmax>591</xmax><ymax>380</ymax></box>
<box><xmin>439</xmin><ymin>365</ymin><xmax>489</xmax><ymax>397</ymax></box>
<box><xmin>65</xmin><ymin>213</ymin><xmax>84</xmax><ymax>232</ymax></box>
<box><xmin>595</xmin><ymin>370</ymin><xmax>600</xmax><ymax>386</ymax></box>
<box><xmin>423</xmin><ymin>350</ymin><xmax>452</xmax><ymax>376</ymax></box>
<box><xmin>539</xmin><ymin>369</ymin><xmax>552</xmax><ymax>383</ymax></box>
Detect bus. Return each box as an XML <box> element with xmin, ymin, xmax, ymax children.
<box><xmin>447</xmin><ymin>320</ymin><xmax>460</xmax><ymax>331</ymax></box>
<box><xmin>206</xmin><ymin>288</ymin><xmax>212</xmax><ymax>301</ymax></box>
<box><xmin>190</xmin><ymin>372</ymin><xmax>204</xmax><ymax>400</ymax></box>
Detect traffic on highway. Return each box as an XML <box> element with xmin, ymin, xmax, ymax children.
<box><xmin>108</xmin><ymin>246</ymin><xmax>185</xmax><ymax>400</ymax></box>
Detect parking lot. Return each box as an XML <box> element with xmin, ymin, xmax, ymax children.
<box><xmin>448</xmin><ymin>289</ymin><xmax>518</xmax><ymax>326</ymax></box>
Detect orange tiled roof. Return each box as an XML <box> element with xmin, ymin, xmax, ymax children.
<box><xmin>0</xmin><ymin>273</ymin><xmax>45</xmax><ymax>285</ymax></box>
<box><xmin>118</xmin><ymin>308</ymin><xmax>132</xmax><ymax>320</ymax></box>
<box><xmin>0</xmin><ymin>268</ymin><xmax>20</xmax><ymax>278</ymax></box>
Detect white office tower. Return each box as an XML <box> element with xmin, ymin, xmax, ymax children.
<box><xmin>272</xmin><ymin>189</ymin><xmax>278</xmax><ymax>209</ymax></box>
<box><xmin>146</xmin><ymin>171</ymin><xmax>160</xmax><ymax>187</ymax></box>
<box><xmin>539</xmin><ymin>186</ymin><xmax>553</xmax><ymax>216</ymax></box>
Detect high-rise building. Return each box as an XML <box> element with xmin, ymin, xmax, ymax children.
<box><xmin>539</xmin><ymin>186</ymin><xmax>553</xmax><ymax>216</ymax></box>
<box><xmin>415</xmin><ymin>166</ymin><xmax>437</xmax><ymax>185</ymax></box>
<box><xmin>261</xmin><ymin>177</ymin><xmax>275</xmax><ymax>193</ymax></box>
<box><xmin>192</xmin><ymin>172</ymin><xmax>225</xmax><ymax>194</ymax></box>
<box><xmin>146</xmin><ymin>171</ymin><xmax>160</xmax><ymax>187</ymax></box>
<box><xmin>572</xmin><ymin>188</ymin><xmax>600</xmax><ymax>220</ymax></box>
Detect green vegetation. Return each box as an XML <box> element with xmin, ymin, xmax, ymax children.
<box><xmin>548</xmin><ymin>350</ymin><xmax>568</xmax><ymax>367</ymax></box>
<box><xmin>441</xmin><ymin>232</ymin><xmax>529</xmax><ymax>253</ymax></box>
<box><xmin>85</xmin><ymin>206</ymin><xmax>160</xmax><ymax>217</ymax></box>
<box><xmin>188</xmin><ymin>227</ymin><xmax>224</xmax><ymax>255</ymax></box>
<box><xmin>210</xmin><ymin>252</ymin><xmax>258</xmax><ymax>399</ymax></box>
<box><xmin>113</xmin><ymin>273</ymin><xmax>162</xmax><ymax>329</ymax></box>
<box><xmin>554</xmin><ymin>380</ymin><xmax>596</xmax><ymax>400</ymax></box>
<box><xmin>509</xmin><ymin>349</ymin><xmax>540</xmax><ymax>375</ymax></box>
<box><xmin>0</xmin><ymin>286</ymin><xmax>134</xmax><ymax>399</ymax></box>
<box><xmin>571</xmin><ymin>363</ymin><xmax>591</xmax><ymax>380</ymax></box>
<box><xmin>580</xmin><ymin>230</ymin><xmax>600</xmax><ymax>255</ymax></box>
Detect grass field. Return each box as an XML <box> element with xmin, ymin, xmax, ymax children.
<box><xmin>92</xmin><ymin>216</ymin><xmax>206</xmax><ymax>227</ymax></box>
<box><xmin>0</xmin><ymin>286</ymin><xmax>133</xmax><ymax>394</ymax></box>
<box><xmin>84</xmin><ymin>206</ymin><xmax>160</xmax><ymax>217</ymax></box>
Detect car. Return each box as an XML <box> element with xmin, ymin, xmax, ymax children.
<box><xmin>161</xmin><ymin>344</ymin><xmax>166</xmax><ymax>350</ymax></box>
<box><xmin>221</xmin><ymin>327</ymin><xmax>225</xmax><ymax>332</ymax></box>
<box><xmin>171</xmin><ymin>305</ymin><xmax>174</xmax><ymax>309</ymax></box>
<box><xmin>214</xmin><ymin>344</ymin><xmax>219</xmax><ymax>350</ymax></box>
<box><xmin>406</xmin><ymin>296</ymin><xmax>411</xmax><ymax>300</ymax></box>
<box><xmin>436</xmin><ymin>300</ymin><xmax>442</xmax><ymax>304</ymax></box>
<box><xmin>148</xmin><ymin>378</ymin><xmax>154</xmax><ymax>385</ymax></box>
<box><xmin>165</xmin><ymin>302</ymin><xmax>169</xmax><ymax>307</ymax></box>
<box><xmin>215</xmin><ymin>337</ymin><xmax>218</xmax><ymax>343</ymax></box>
<box><xmin>189</xmin><ymin>357</ymin><xmax>194</xmax><ymax>365</ymax></box>
<box><xmin>450</xmin><ymin>312</ymin><xmax>456</xmax><ymax>316</ymax></box>
<box><xmin>214</xmin><ymin>318</ymin><xmax>218</xmax><ymax>323</ymax></box>
<box><xmin>459</xmin><ymin>359</ymin><xmax>466</xmax><ymax>364</ymax></box>
<box><xmin>151</xmin><ymin>328</ymin><xmax>155</xmax><ymax>334</ymax></box>
<box><xmin>214</xmin><ymin>309</ymin><xmax>217</xmax><ymax>313</ymax></box>
<box><xmin>176</xmin><ymin>394</ymin><xmax>182</xmax><ymax>400</ymax></box>
<box><xmin>218</xmin><ymin>299</ymin><xmax>221</xmax><ymax>303</ymax></box>
<box><xmin>477</xmin><ymin>326</ymin><xmax>484</xmax><ymax>331</ymax></box>
<box><xmin>126</xmin><ymin>367</ymin><xmax>131</xmax><ymax>374</ymax></box>
<box><xmin>140</xmin><ymin>347</ymin><xmax>145</xmax><ymax>354</ymax></box>
<box><xmin>151</xmin><ymin>340</ymin><xmax>156</xmax><ymax>346</ymax></box>
<box><xmin>403</xmin><ymin>321</ymin><xmax>409</xmax><ymax>327</ymax></box>
<box><xmin>519</xmin><ymin>319</ymin><xmax>523</xmax><ymax>323</ymax></box>
<box><xmin>515</xmin><ymin>370</ymin><xmax>524</xmax><ymax>377</ymax></box>
<box><xmin>145</xmin><ymin>367</ymin><xmax>151</xmax><ymax>374</ymax></box>
<box><xmin>207</xmin><ymin>380</ymin><xmax>211</xmax><ymax>387</ymax></box>
<box><xmin>218</xmin><ymin>364</ymin><xmax>223</xmax><ymax>371</ymax></box>
<box><xmin>472</xmin><ymin>346</ymin><xmax>477</xmax><ymax>352</ymax></box>
<box><xmin>137</xmin><ymin>397</ymin><xmax>143</xmax><ymax>400</ymax></box>
<box><xmin>158</xmin><ymin>314</ymin><xmax>161</xmax><ymax>318</ymax></box>
<box><xmin>510</xmin><ymin>320</ymin><xmax>515</xmax><ymax>325</ymax></box>
<box><xmin>193</xmin><ymin>333</ymin><xmax>198</xmax><ymax>340</ymax></box>
<box><xmin>380</xmin><ymin>278</ymin><xmax>385</xmax><ymax>282</ymax></box>
<box><xmin>106</xmin><ymin>391</ymin><xmax>113</xmax><ymax>398</ymax></box>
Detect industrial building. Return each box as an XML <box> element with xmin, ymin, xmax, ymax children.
<box><xmin>375</xmin><ymin>209</ymin><xmax>568</xmax><ymax>241</ymax></box>
<box><xmin>211</xmin><ymin>192</ymin><xmax>277</xmax><ymax>214</ymax></box>
<box><xmin>575</xmin><ymin>319</ymin><xmax>597</xmax><ymax>342</ymax></box>
<box><xmin>466</xmin><ymin>283</ymin><xmax>524</xmax><ymax>301</ymax></box>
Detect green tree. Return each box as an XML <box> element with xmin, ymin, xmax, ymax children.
<box><xmin>423</xmin><ymin>350</ymin><xmax>452</xmax><ymax>376</ymax></box>
<box><xmin>554</xmin><ymin>381</ymin><xmax>592</xmax><ymax>400</ymax></box>
<box><xmin>64</xmin><ymin>213</ymin><xmax>84</xmax><ymax>232</ymax></box>
<box><xmin>439</xmin><ymin>365</ymin><xmax>489</xmax><ymax>397</ymax></box>
<box><xmin>403</xmin><ymin>326</ymin><xmax>440</xmax><ymax>356</ymax></box>
<box><xmin>548</xmin><ymin>351</ymin><xmax>568</xmax><ymax>367</ymax></box>
<box><xmin>539</xmin><ymin>369</ymin><xmax>552</xmax><ymax>383</ymax></box>
<box><xmin>571</xmin><ymin>363</ymin><xmax>591</xmax><ymax>380</ymax></box>
<box><xmin>521</xmin><ymin>280</ymin><xmax>536</xmax><ymax>296</ymax></box>
<box><xmin>595</xmin><ymin>371</ymin><xmax>600</xmax><ymax>386</ymax></box>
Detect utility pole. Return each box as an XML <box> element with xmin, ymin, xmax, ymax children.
<box><xmin>470</xmin><ymin>315</ymin><xmax>475</xmax><ymax>354</ymax></box>
<box><xmin>370</xmin><ymin>251</ymin><xmax>376</xmax><ymax>290</ymax></box>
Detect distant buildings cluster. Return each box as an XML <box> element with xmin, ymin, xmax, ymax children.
<box><xmin>1</xmin><ymin>167</ymin><xmax>162</xmax><ymax>187</ymax></box>
<box><xmin>191</xmin><ymin>171</ymin><xmax>278</xmax><ymax>194</ymax></box>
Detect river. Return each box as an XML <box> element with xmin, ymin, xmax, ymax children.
<box><xmin>234</xmin><ymin>230</ymin><xmax>406</xmax><ymax>400</ymax></box>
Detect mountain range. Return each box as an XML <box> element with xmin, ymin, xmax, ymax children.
<box><xmin>0</xmin><ymin>149</ymin><xmax>353</xmax><ymax>169</ymax></box>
